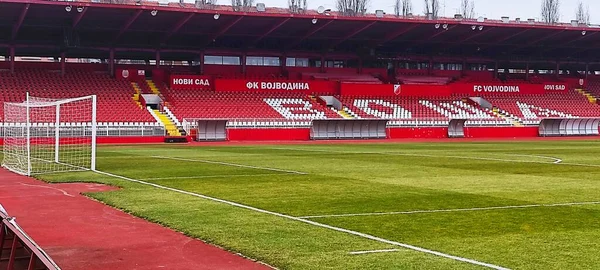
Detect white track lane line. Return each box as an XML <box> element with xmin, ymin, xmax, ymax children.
<box><xmin>141</xmin><ymin>173</ymin><xmax>288</xmax><ymax>181</ymax></box>
<box><xmin>299</xmin><ymin>201</ymin><xmax>600</xmax><ymax>219</ymax></box>
<box><xmin>349</xmin><ymin>249</ymin><xmax>401</xmax><ymax>255</ymax></box>
<box><xmin>92</xmin><ymin>169</ymin><xmax>510</xmax><ymax>270</ymax></box>
<box><xmin>268</xmin><ymin>147</ymin><xmax>577</xmax><ymax>166</ymax></box>
<box><xmin>151</xmin><ymin>155</ymin><xmax>308</xmax><ymax>175</ymax></box>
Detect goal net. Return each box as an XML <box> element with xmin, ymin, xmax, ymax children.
<box><xmin>2</xmin><ymin>94</ymin><xmax>96</xmax><ymax>176</ymax></box>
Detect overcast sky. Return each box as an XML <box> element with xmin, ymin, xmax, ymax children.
<box><xmin>250</xmin><ymin>0</ymin><xmax>600</xmax><ymax>24</ymax></box>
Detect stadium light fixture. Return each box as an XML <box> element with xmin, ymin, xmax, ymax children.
<box><xmin>582</xmin><ymin>30</ymin><xmax>587</xmax><ymax>36</ymax></box>
<box><xmin>434</xmin><ymin>23</ymin><xmax>440</xmax><ymax>29</ymax></box>
<box><xmin>65</xmin><ymin>5</ymin><xmax>72</xmax><ymax>12</ymax></box>
<box><xmin>77</xmin><ymin>6</ymin><xmax>84</xmax><ymax>13</ymax></box>
<box><xmin>151</xmin><ymin>10</ymin><xmax>158</xmax><ymax>16</ymax></box>
<box><xmin>471</xmin><ymin>25</ymin><xmax>476</xmax><ymax>31</ymax></box>
<box><xmin>213</xmin><ymin>13</ymin><xmax>220</xmax><ymax>20</ymax></box>
<box><xmin>312</xmin><ymin>18</ymin><xmax>318</xmax><ymax>24</ymax></box>
<box><xmin>478</xmin><ymin>25</ymin><xmax>484</xmax><ymax>31</ymax></box>
<box><xmin>442</xmin><ymin>24</ymin><xmax>448</xmax><ymax>30</ymax></box>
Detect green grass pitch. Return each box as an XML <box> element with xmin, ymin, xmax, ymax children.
<box><xmin>6</xmin><ymin>140</ymin><xmax>600</xmax><ymax>269</ymax></box>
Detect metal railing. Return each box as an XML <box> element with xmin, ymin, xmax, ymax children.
<box><xmin>0</xmin><ymin>205</ymin><xmax>61</xmax><ymax>270</ymax></box>
<box><xmin>0</xmin><ymin>124</ymin><xmax>166</xmax><ymax>137</ymax></box>
<box><xmin>182</xmin><ymin>117</ymin><xmax>543</xmax><ymax>132</ymax></box>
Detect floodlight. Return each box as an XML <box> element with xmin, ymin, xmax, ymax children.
<box><xmin>434</xmin><ymin>23</ymin><xmax>440</xmax><ymax>29</ymax></box>
<box><xmin>582</xmin><ymin>30</ymin><xmax>587</xmax><ymax>36</ymax></box>
<box><xmin>312</xmin><ymin>18</ymin><xmax>318</xmax><ymax>24</ymax></box>
<box><xmin>213</xmin><ymin>13</ymin><xmax>220</xmax><ymax>20</ymax></box>
<box><xmin>478</xmin><ymin>25</ymin><xmax>484</xmax><ymax>31</ymax></box>
<box><xmin>471</xmin><ymin>25</ymin><xmax>476</xmax><ymax>30</ymax></box>
<box><xmin>442</xmin><ymin>23</ymin><xmax>448</xmax><ymax>29</ymax></box>
<box><xmin>65</xmin><ymin>5</ymin><xmax>72</xmax><ymax>12</ymax></box>
<box><xmin>151</xmin><ymin>10</ymin><xmax>158</xmax><ymax>16</ymax></box>
<box><xmin>317</xmin><ymin>6</ymin><xmax>325</xmax><ymax>14</ymax></box>
<box><xmin>77</xmin><ymin>6</ymin><xmax>84</xmax><ymax>13</ymax></box>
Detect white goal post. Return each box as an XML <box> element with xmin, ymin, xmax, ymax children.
<box><xmin>2</xmin><ymin>93</ymin><xmax>97</xmax><ymax>176</ymax></box>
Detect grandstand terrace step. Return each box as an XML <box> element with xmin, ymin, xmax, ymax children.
<box><xmin>334</xmin><ymin>107</ymin><xmax>355</xmax><ymax>119</ymax></box>
<box><xmin>152</xmin><ymin>109</ymin><xmax>182</xmax><ymax>136</ymax></box>
<box><xmin>576</xmin><ymin>88</ymin><xmax>597</xmax><ymax>103</ymax></box>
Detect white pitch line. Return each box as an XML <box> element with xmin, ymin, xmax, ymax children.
<box><xmin>141</xmin><ymin>173</ymin><xmax>288</xmax><ymax>181</ymax></box>
<box><xmin>507</xmin><ymin>154</ymin><xmax>562</xmax><ymax>164</ymax></box>
<box><xmin>349</xmin><ymin>249</ymin><xmax>401</xmax><ymax>255</ymax></box>
<box><xmin>150</xmin><ymin>155</ymin><xmax>308</xmax><ymax>175</ymax></box>
<box><xmin>299</xmin><ymin>201</ymin><xmax>600</xmax><ymax>219</ymax></box>
<box><xmin>268</xmin><ymin>147</ymin><xmax>571</xmax><ymax>166</ymax></box>
<box><xmin>92</xmin><ymin>169</ymin><xmax>509</xmax><ymax>270</ymax></box>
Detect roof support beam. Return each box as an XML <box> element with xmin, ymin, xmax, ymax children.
<box><xmin>477</xmin><ymin>28</ymin><xmax>530</xmax><ymax>52</ymax></box>
<box><xmin>563</xmin><ymin>31</ymin><xmax>599</xmax><ymax>45</ymax></box>
<box><xmin>113</xmin><ymin>10</ymin><xmax>143</xmax><ymax>44</ymax></box>
<box><xmin>203</xmin><ymin>16</ymin><xmax>244</xmax><ymax>47</ymax></box>
<box><xmin>504</xmin><ymin>30</ymin><xmax>565</xmax><ymax>55</ymax></box>
<box><xmin>11</xmin><ymin>4</ymin><xmax>30</xmax><ymax>41</ymax></box>
<box><xmin>328</xmin><ymin>21</ymin><xmax>377</xmax><ymax>50</ymax></box>
<box><xmin>161</xmin><ymin>13</ymin><xmax>194</xmax><ymax>45</ymax></box>
<box><xmin>375</xmin><ymin>24</ymin><xmax>419</xmax><ymax>47</ymax></box>
<box><xmin>461</xmin><ymin>27</ymin><xmax>494</xmax><ymax>42</ymax></box>
<box><xmin>248</xmin><ymin>18</ymin><xmax>291</xmax><ymax>47</ymax></box>
<box><xmin>287</xmin><ymin>20</ymin><xmax>334</xmax><ymax>50</ymax></box>
<box><xmin>72</xmin><ymin>7</ymin><xmax>88</xmax><ymax>29</ymax></box>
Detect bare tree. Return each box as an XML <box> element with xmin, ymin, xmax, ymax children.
<box><xmin>460</xmin><ymin>0</ymin><xmax>475</xmax><ymax>19</ymax></box>
<box><xmin>575</xmin><ymin>1</ymin><xmax>590</xmax><ymax>25</ymax></box>
<box><xmin>541</xmin><ymin>0</ymin><xmax>560</xmax><ymax>24</ymax></box>
<box><xmin>336</xmin><ymin>0</ymin><xmax>370</xmax><ymax>16</ymax></box>
<box><xmin>289</xmin><ymin>0</ymin><xmax>308</xmax><ymax>13</ymax></box>
<box><xmin>195</xmin><ymin>0</ymin><xmax>217</xmax><ymax>8</ymax></box>
<box><xmin>395</xmin><ymin>0</ymin><xmax>412</xmax><ymax>17</ymax></box>
<box><xmin>424</xmin><ymin>0</ymin><xmax>440</xmax><ymax>19</ymax></box>
<box><xmin>232</xmin><ymin>0</ymin><xmax>254</xmax><ymax>11</ymax></box>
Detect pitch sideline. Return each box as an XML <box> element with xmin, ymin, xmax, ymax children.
<box><xmin>266</xmin><ymin>147</ymin><xmax>578</xmax><ymax>166</ymax></box>
<box><xmin>92</xmin><ymin>169</ymin><xmax>510</xmax><ymax>270</ymax></box>
<box><xmin>150</xmin><ymin>155</ymin><xmax>308</xmax><ymax>175</ymax></box>
<box><xmin>299</xmin><ymin>201</ymin><xmax>600</xmax><ymax>219</ymax></box>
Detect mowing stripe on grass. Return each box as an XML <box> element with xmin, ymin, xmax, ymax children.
<box><xmin>92</xmin><ymin>169</ymin><xmax>510</xmax><ymax>270</ymax></box>
<box><xmin>268</xmin><ymin>147</ymin><xmax>569</xmax><ymax>166</ymax></box>
<box><xmin>299</xmin><ymin>201</ymin><xmax>600</xmax><ymax>219</ymax></box>
<box><xmin>349</xmin><ymin>249</ymin><xmax>401</xmax><ymax>255</ymax></box>
<box><xmin>150</xmin><ymin>156</ymin><xmax>308</xmax><ymax>175</ymax></box>
<box><xmin>141</xmin><ymin>173</ymin><xmax>289</xmax><ymax>181</ymax></box>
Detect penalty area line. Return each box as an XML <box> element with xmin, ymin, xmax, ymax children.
<box><xmin>349</xmin><ymin>249</ymin><xmax>401</xmax><ymax>255</ymax></box>
<box><xmin>299</xmin><ymin>201</ymin><xmax>600</xmax><ymax>219</ymax></box>
<box><xmin>140</xmin><ymin>173</ymin><xmax>290</xmax><ymax>181</ymax></box>
<box><xmin>92</xmin><ymin>169</ymin><xmax>510</xmax><ymax>270</ymax></box>
<box><xmin>150</xmin><ymin>155</ymin><xmax>308</xmax><ymax>175</ymax></box>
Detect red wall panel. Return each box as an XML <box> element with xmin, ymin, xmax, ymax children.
<box><xmin>388</xmin><ymin>127</ymin><xmax>449</xmax><ymax>138</ymax></box>
<box><xmin>464</xmin><ymin>127</ymin><xmax>539</xmax><ymax>138</ymax></box>
<box><xmin>227</xmin><ymin>128</ymin><xmax>310</xmax><ymax>141</ymax></box>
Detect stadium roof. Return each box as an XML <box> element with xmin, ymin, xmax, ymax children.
<box><xmin>1</xmin><ymin>0</ymin><xmax>600</xmax><ymax>64</ymax></box>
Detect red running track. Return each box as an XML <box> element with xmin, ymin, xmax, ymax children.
<box><xmin>0</xmin><ymin>169</ymin><xmax>269</xmax><ymax>270</ymax></box>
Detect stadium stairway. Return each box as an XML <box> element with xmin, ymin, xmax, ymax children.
<box><xmin>576</xmin><ymin>88</ymin><xmax>597</xmax><ymax>103</ymax></box>
<box><xmin>152</xmin><ymin>109</ymin><xmax>182</xmax><ymax>136</ymax></box>
<box><xmin>131</xmin><ymin>82</ymin><xmax>143</xmax><ymax>108</ymax></box>
<box><xmin>491</xmin><ymin>107</ymin><xmax>524</xmax><ymax>127</ymax></box>
<box><xmin>146</xmin><ymin>80</ymin><xmax>161</xmax><ymax>95</ymax></box>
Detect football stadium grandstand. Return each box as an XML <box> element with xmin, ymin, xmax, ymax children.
<box><xmin>1</xmin><ymin>0</ymin><xmax>600</xmax><ymax>269</ymax></box>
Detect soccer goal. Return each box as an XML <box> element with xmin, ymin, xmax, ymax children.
<box><xmin>2</xmin><ymin>93</ymin><xmax>97</xmax><ymax>176</ymax></box>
